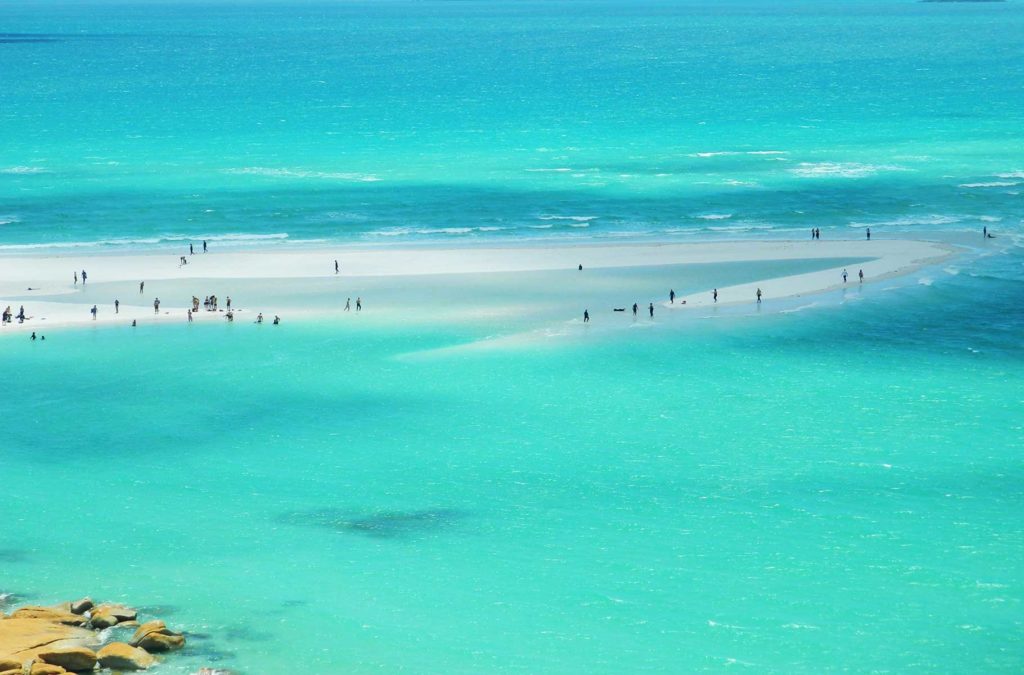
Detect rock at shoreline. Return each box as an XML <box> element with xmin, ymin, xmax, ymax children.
<box><xmin>28</xmin><ymin>663</ymin><xmax>68</xmax><ymax>675</ymax></box>
<box><xmin>97</xmin><ymin>642</ymin><xmax>155</xmax><ymax>671</ymax></box>
<box><xmin>37</xmin><ymin>645</ymin><xmax>98</xmax><ymax>671</ymax></box>
<box><xmin>131</xmin><ymin>620</ymin><xmax>186</xmax><ymax>653</ymax></box>
<box><xmin>0</xmin><ymin>618</ymin><xmax>96</xmax><ymax>662</ymax></box>
<box><xmin>69</xmin><ymin>599</ymin><xmax>93</xmax><ymax>616</ymax></box>
<box><xmin>8</xmin><ymin>608</ymin><xmax>86</xmax><ymax>627</ymax></box>
<box><xmin>90</xmin><ymin>604</ymin><xmax>137</xmax><ymax>629</ymax></box>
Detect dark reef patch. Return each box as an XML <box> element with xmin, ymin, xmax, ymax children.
<box><xmin>277</xmin><ymin>508</ymin><xmax>466</xmax><ymax>539</ymax></box>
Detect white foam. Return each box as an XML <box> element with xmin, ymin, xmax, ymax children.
<box><xmin>848</xmin><ymin>214</ymin><xmax>961</xmax><ymax>228</ymax></box>
<box><xmin>223</xmin><ymin>167</ymin><xmax>381</xmax><ymax>182</ymax></box>
<box><xmin>0</xmin><ymin>232</ymin><xmax>289</xmax><ymax>251</ymax></box>
<box><xmin>958</xmin><ymin>181</ymin><xmax>1019</xmax><ymax>188</ymax></box>
<box><xmin>790</xmin><ymin>162</ymin><xmax>905</xmax><ymax>178</ymax></box>
<box><xmin>0</xmin><ymin>166</ymin><xmax>50</xmax><ymax>174</ymax></box>
<box><xmin>978</xmin><ymin>215</ymin><xmax>1002</xmax><ymax>223</ymax></box>
<box><xmin>688</xmin><ymin>150</ymin><xmax>786</xmax><ymax>158</ymax></box>
<box><xmin>0</xmin><ymin>215</ymin><xmax>20</xmax><ymax>226</ymax></box>
<box><xmin>695</xmin><ymin>213</ymin><xmax>733</xmax><ymax>220</ymax></box>
<box><xmin>918</xmin><ymin>277</ymin><xmax>933</xmax><ymax>286</ymax></box>
<box><xmin>538</xmin><ymin>215</ymin><xmax>597</xmax><ymax>222</ymax></box>
<box><xmin>994</xmin><ymin>171</ymin><xmax>1024</xmax><ymax>179</ymax></box>
<box><xmin>525</xmin><ymin>167</ymin><xmax>572</xmax><ymax>173</ymax></box>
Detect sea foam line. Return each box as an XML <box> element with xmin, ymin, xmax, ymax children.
<box><xmin>223</xmin><ymin>167</ymin><xmax>381</xmax><ymax>182</ymax></box>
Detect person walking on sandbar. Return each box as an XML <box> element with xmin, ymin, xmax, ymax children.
<box><xmin>335</xmin><ymin>260</ymin><xmax>339</xmax><ymax>274</ymax></box>
<box><xmin>356</xmin><ymin>297</ymin><xmax>362</xmax><ymax>312</ymax></box>
<box><xmin>756</xmin><ymin>288</ymin><xmax>762</xmax><ymax>304</ymax></box>
<box><xmin>154</xmin><ymin>297</ymin><xmax>160</xmax><ymax>313</ymax></box>
<box><xmin>140</xmin><ymin>281</ymin><xmax>145</xmax><ymax>294</ymax></box>
<box><xmin>713</xmin><ymin>288</ymin><xmax>718</xmax><ymax>303</ymax></box>
<box><xmin>115</xmin><ymin>299</ymin><xmax>119</xmax><ymax>314</ymax></box>
<box><xmin>649</xmin><ymin>302</ymin><xmax>654</xmax><ymax>318</ymax></box>
<box><xmin>81</xmin><ymin>270</ymin><xmax>87</xmax><ymax>285</ymax></box>
<box><xmin>632</xmin><ymin>302</ymin><xmax>638</xmax><ymax>318</ymax></box>
<box><xmin>842</xmin><ymin>268</ymin><xmax>848</xmax><ymax>283</ymax></box>
<box><xmin>669</xmin><ymin>289</ymin><xmax>675</xmax><ymax>304</ymax></box>
<box><xmin>344</xmin><ymin>298</ymin><xmax>350</xmax><ymax>311</ymax></box>
<box><xmin>859</xmin><ymin>269</ymin><xmax>864</xmax><ymax>283</ymax></box>
<box><xmin>866</xmin><ymin>228</ymin><xmax>871</xmax><ymax>240</ymax></box>
<box><xmin>74</xmin><ymin>271</ymin><xmax>78</xmax><ymax>286</ymax></box>
<box><xmin>90</xmin><ymin>305</ymin><xmax>97</xmax><ymax>320</ymax></box>
<box><xmin>583</xmin><ymin>309</ymin><xmax>589</xmax><ymax>323</ymax></box>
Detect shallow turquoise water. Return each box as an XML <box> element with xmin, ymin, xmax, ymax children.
<box><xmin>2</xmin><ymin>252</ymin><xmax>1023</xmax><ymax>672</ymax></box>
<box><xmin>2</xmin><ymin>1</ymin><xmax>1024</xmax><ymax>672</ymax></box>
<box><xmin>0</xmin><ymin>0</ymin><xmax>1022</xmax><ymax>249</ymax></box>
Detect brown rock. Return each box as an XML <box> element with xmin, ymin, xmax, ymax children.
<box><xmin>37</xmin><ymin>646</ymin><xmax>97</xmax><ymax>672</ymax></box>
<box><xmin>96</xmin><ymin>642</ymin><xmax>154</xmax><ymax>671</ymax></box>
<box><xmin>0</xmin><ymin>618</ymin><xmax>96</xmax><ymax>660</ymax></box>
<box><xmin>131</xmin><ymin>619</ymin><xmax>185</xmax><ymax>653</ymax></box>
<box><xmin>0</xmin><ymin>659</ymin><xmax>21</xmax><ymax>672</ymax></box>
<box><xmin>0</xmin><ymin>670</ymin><xmax>21</xmax><ymax>675</ymax></box>
<box><xmin>92</xmin><ymin>605</ymin><xmax>136</xmax><ymax>623</ymax></box>
<box><xmin>88</xmin><ymin>609</ymin><xmax>118</xmax><ymax>630</ymax></box>
<box><xmin>8</xmin><ymin>608</ymin><xmax>86</xmax><ymax>627</ymax></box>
<box><xmin>29</xmin><ymin>663</ymin><xmax>68</xmax><ymax>675</ymax></box>
<box><xmin>129</xmin><ymin>620</ymin><xmax>166</xmax><ymax>643</ymax></box>
<box><xmin>137</xmin><ymin>632</ymin><xmax>184</xmax><ymax>653</ymax></box>
<box><xmin>68</xmin><ymin>599</ymin><xmax>93</xmax><ymax>616</ymax></box>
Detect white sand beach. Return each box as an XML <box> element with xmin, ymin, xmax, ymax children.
<box><xmin>0</xmin><ymin>239</ymin><xmax>954</xmax><ymax>335</ymax></box>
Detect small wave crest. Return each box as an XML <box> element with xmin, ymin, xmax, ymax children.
<box><xmin>0</xmin><ymin>232</ymin><xmax>289</xmax><ymax>252</ymax></box>
<box><xmin>994</xmin><ymin>171</ymin><xmax>1024</xmax><ymax>179</ymax></box>
<box><xmin>790</xmin><ymin>162</ymin><xmax>905</xmax><ymax>178</ymax></box>
<box><xmin>0</xmin><ymin>166</ymin><xmax>50</xmax><ymax>175</ymax></box>
<box><xmin>694</xmin><ymin>213</ymin><xmax>733</xmax><ymax>220</ymax></box>
<box><xmin>958</xmin><ymin>181</ymin><xmax>1019</xmax><ymax>188</ymax></box>
<box><xmin>223</xmin><ymin>167</ymin><xmax>381</xmax><ymax>182</ymax></box>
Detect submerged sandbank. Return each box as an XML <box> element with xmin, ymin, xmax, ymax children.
<box><xmin>0</xmin><ymin>239</ymin><xmax>954</xmax><ymax>335</ymax></box>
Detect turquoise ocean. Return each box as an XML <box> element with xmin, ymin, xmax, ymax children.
<box><xmin>1</xmin><ymin>1</ymin><xmax>1023</xmax><ymax>672</ymax></box>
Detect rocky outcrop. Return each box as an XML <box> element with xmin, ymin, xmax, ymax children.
<box><xmin>36</xmin><ymin>646</ymin><xmax>98</xmax><ymax>672</ymax></box>
<box><xmin>96</xmin><ymin>642</ymin><xmax>155</xmax><ymax>671</ymax></box>
<box><xmin>8</xmin><ymin>608</ymin><xmax>86</xmax><ymax>627</ymax></box>
<box><xmin>130</xmin><ymin>621</ymin><xmax>185</xmax><ymax>653</ymax></box>
<box><xmin>2</xmin><ymin>598</ymin><xmax>185</xmax><ymax>673</ymax></box>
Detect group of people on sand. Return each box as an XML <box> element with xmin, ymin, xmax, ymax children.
<box><xmin>2</xmin><ymin>306</ymin><xmax>26</xmax><ymax>324</ymax></box>
<box><xmin>73</xmin><ymin>269</ymin><xmax>87</xmax><ymax>285</ymax></box>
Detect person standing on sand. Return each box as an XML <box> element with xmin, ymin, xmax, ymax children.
<box><xmin>756</xmin><ymin>288</ymin><xmax>762</xmax><ymax>303</ymax></box>
<box><xmin>859</xmin><ymin>269</ymin><xmax>864</xmax><ymax>283</ymax></box>
<box><xmin>669</xmin><ymin>289</ymin><xmax>675</xmax><ymax>304</ymax></box>
<box><xmin>203</xmin><ymin>240</ymin><xmax>208</xmax><ymax>253</ymax></box>
<box><xmin>140</xmin><ymin>281</ymin><xmax>144</xmax><ymax>294</ymax></box>
<box><xmin>81</xmin><ymin>270</ymin><xmax>87</xmax><ymax>285</ymax></box>
<box><xmin>649</xmin><ymin>302</ymin><xmax>654</xmax><ymax>318</ymax></box>
<box><xmin>983</xmin><ymin>226</ymin><xmax>987</xmax><ymax>238</ymax></box>
<box><xmin>187</xmin><ymin>309</ymin><xmax>193</xmax><ymax>323</ymax></box>
<box><xmin>713</xmin><ymin>288</ymin><xmax>718</xmax><ymax>303</ymax></box>
<box><xmin>74</xmin><ymin>271</ymin><xmax>78</xmax><ymax>286</ymax></box>
<box><xmin>226</xmin><ymin>296</ymin><xmax>231</xmax><ymax>310</ymax></box>
<box><xmin>190</xmin><ymin>243</ymin><xmax>194</xmax><ymax>255</ymax></box>
<box><xmin>344</xmin><ymin>298</ymin><xmax>350</xmax><ymax>311</ymax></box>
<box><xmin>132</xmin><ymin>319</ymin><xmax>136</xmax><ymax>327</ymax></box>
<box><xmin>583</xmin><ymin>309</ymin><xmax>589</xmax><ymax>323</ymax></box>
<box><xmin>91</xmin><ymin>305</ymin><xmax>97</xmax><ymax>320</ymax></box>
<box><xmin>842</xmin><ymin>269</ymin><xmax>848</xmax><ymax>283</ymax></box>
<box><xmin>154</xmin><ymin>298</ymin><xmax>160</xmax><ymax>313</ymax></box>
<box><xmin>256</xmin><ymin>313</ymin><xmax>264</xmax><ymax>324</ymax></box>
<box><xmin>356</xmin><ymin>297</ymin><xmax>362</xmax><ymax>312</ymax></box>
<box><xmin>866</xmin><ymin>228</ymin><xmax>871</xmax><ymax>240</ymax></box>
<box><xmin>335</xmin><ymin>260</ymin><xmax>339</xmax><ymax>274</ymax></box>
<box><xmin>31</xmin><ymin>332</ymin><xmax>36</xmax><ymax>341</ymax></box>
<box><xmin>632</xmin><ymin>302</ymin><xmax>638</xmax><ymax>317</ymax></box>
<box><xmin>115</xmin><ymin>299</ymin><xmax>119</xmax><ymax>314</ymax></box>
